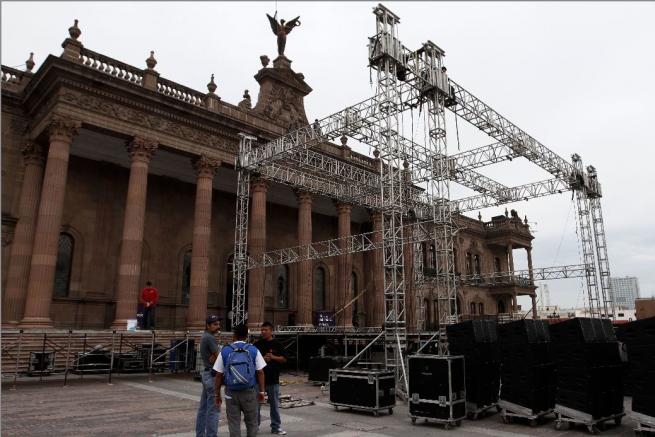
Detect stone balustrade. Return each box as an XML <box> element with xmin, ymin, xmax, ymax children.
<box><xmin>79</xmin><ymin>48</ymin><xmax>144</xmax><ymax>85</ymax></box>
<box><xmin>1</xmin><ymin>66</ymin><xmax>23</xmax><ymax>85</ymax></box>
<box><xmin>156</xmin><ymin>77</ymin><xmax>205</xmax><ymax>107</ymax></box>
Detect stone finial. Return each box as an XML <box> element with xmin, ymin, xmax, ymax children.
<box><xmin>340</xmin><ymin>135</ymin><xmax>348</xmax><ymax>147</ymax></box>
<box><xmin>478</xmin><ymin>211</ymin><xmax>482</xmax><ymax>221</ymax></box>
<box><xmin>207</xmin><ymin>74</ymin><xmax>217</xmax><ymax>94</ymax></box>
<box><xmin>25</xmin><ymin>52</ymin><xmax>35</xmax><ymax>72</ymax></box>
<box><xmin>504</xmin><ymin>207</ymin><xmax>509</xmax><ymax>217</ymax></box>
<box><xmin>146</xmin><ymin>51</ymin><xmax>157</xmax><ymax>70</ymax></box>
<box><xmin>260</xmin><ymin>55</ymin><xmax>270</xmax><ymax>68</ymax></box>
<box><xmin>403</xmin><ymin>160</ymin><xmax>409</xmax><ymax>169</ymax></box>
<box><xmin>69</xmin><ymin>19</ymin><xmax>81</xmax><ymax>40</ymax></box>
<box><xmin>524</xmin><ymin>215</ymin><xmax>528</xmax><ymax>225</ymax></box>
<box><xmin>373</xmin><ymin>148</ymin><xmax>380</xmax><ymax>159</ymax></box>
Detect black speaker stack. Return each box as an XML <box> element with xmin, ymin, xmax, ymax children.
<box><xmin>447</xmin><ymin>320</ymin><xmax>500</xmax><ymax>415</ymax></box>
<box><xmin>616</xmin><ymin>316</ymin><xmax>655</xmax><ymax>419</ymax></box>
<box><xmin>550</xmin><ymin>318</ymin><xmax>623</xmax><ymax>419</ymax></box>
<box><xmin>329</xmin><ymin>368</ymin><xmax>396</xmax><ymax>416</ymax></box>
<box><xmin>498</xmin><ymin>319</ymin><xmax>555</xmax><ymax>415</ymax></box>
<box><xmin>408</xmin><ymin>354</ymin><xmax>467</xmax><ymax>427</ymax></box>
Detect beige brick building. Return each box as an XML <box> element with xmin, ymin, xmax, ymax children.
<box><xmin>1</xmin><ymin>21</ymin><xmax>536</xmax><ymax>331</ymax></box>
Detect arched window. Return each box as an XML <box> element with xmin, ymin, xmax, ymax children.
<box><xmin>479</xmin><ymin>302</ymin><xmax>484</xmax><ymax>315</ymax></box>
<box><xmin>313</xmin><ymin>267</ymin><xmax>326</xmax><ymax>311</ymax></box>
<box><xmin>465</xmin><ymin>252</ymin><xmax>472</xmax><ymax>275</ymax></box>
<box><xmin>497</xmin><ymin>299</ymin><xmax>506</xmax><ymax>314</ymax></box>
<box><xmin>470</xmin><ymin>301</ymin><xmax>477</xmax><ymax>315</ymax></box>
<box><xmin>351</xmin><ymin>272</ymin><xmax>358</xmax><ymax>326</ymax></box>
<box><xmin>276</xmin><ymin>265</ymin><xmax>288</xmax><ymax>309</ymax></box>
<box><xmin>53</xmin><ymin>233</ymin><xmax>74</xmax><ymax>297</ymax></box>
<box><xmin>474</xmin><ymin>254</ymin><xmax>481</xmax><ymax>275</ymax></box>
<box><xmin>181</xmin><ymin>250</ymin><xmax>192</xmax><ymax>304</ymax></box>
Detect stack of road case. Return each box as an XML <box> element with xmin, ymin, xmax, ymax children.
<box><xmin>550</xmin><ymin>317</ymin><xmax>624</xmax><ymax>433</ymax></box>
<box><xmin>498</xmin><ymin>319</ymin><xmax>555</xmax><ymax>426</ymax></box>
<box><xmin>616</xmin><ymin>316</ymin><xmax>655</xmax><ymax>435</ymax></box>
<box><xmin>447</xmin><ymin>320</ymin><xmax>500</xmax><ymax>419</ymax></box>
<box><xmin>408</xmin><ymin>354</ymin><xmax>466</xmax><ymax>429</ymax></box>
<box><xmin>329</xmin><ymin>368</ymin><xmax>395</xmax><ymax>416</ymax></box>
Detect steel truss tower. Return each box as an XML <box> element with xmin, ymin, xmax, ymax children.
<box><xmin>231</xmin><ymin>2</ymin><xmax>616</xmax><ymax>396</ymax></box>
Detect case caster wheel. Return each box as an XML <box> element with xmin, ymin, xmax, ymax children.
<box><xmin>334</xmin><ymin>405</ymin><xmax>338</xmax><ymax>411</ymax></box>
<box><xmin>388</xmin><ymin>408</ymin><xmax>393</xmax><ymax>415</ymax></box>
<box><xmin>555</xmin><ymin>420</ymin><xmax>563</xmax><ymax>431</ymax></box>
<box><xmin>496</xmin><ymin>405</ymin><xmax>502</xmax><ymax>413</ymax></box>
<box><xmin>501</xmin><ymin>415</ymin><xmax>509</xmax><ymax>424</ymax></box>
<box><xmin>373</xmin><ymin>410</ymin><xmax>379</xmax><ymax>417</ymax></box>
<box><xmin>411</xmin><ymin>417</ymin><xmax>417</xmax><ymax>425</ymax></box>
<box><xmin>614</xmin><ymin>417</ymin><xmax>622</xmax><ymax>426</ymax></box>
<box><xmin>444</xmin><ymin>422</ymin><xmax>452</xmax><ymax>430</ymax></box>
<box><xmin>530</xmin><ymin>419</ymin><xmax>538</xmax><ymax>427</ymax></box>
<box><xmin>456</xmin><ymin>420</ymin><xmax>462</xmax><ymax>427</ymax></box>
<box><xmin>588</xmin><ymin>425</ymin><xmax>599</xmax><ymax>435</ymax></box>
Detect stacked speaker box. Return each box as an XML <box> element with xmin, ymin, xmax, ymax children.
<box><xmin>329</xmin><ymin>368</ymin><xmax>395</xmax><ymax>415</ymax></box>
<box><xmin>408</xmin><ymin>355</ymin><xmax>467</xmax><ymax>423</ymax></box>
<box><xmin>498</xmin><ymin>319</ymin><xmax>555</xmax><ymax>414</ymax></box>
<box><xmin>616</xmin><ymin>316</ymin><xmax>655</xmax><ymax>418</ymax></box>
<box><xmin>550</xmin><ymin>318</ymin><xmax>623</xmax><ymax>419</ymax></box>
<box><xmin>447</xmin><ymin>320</ymin><xmax>500</xmax><ymax>411</ymax></box>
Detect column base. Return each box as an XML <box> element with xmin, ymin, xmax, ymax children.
<box><xmin>186</xmin><ymin>323</ymin><xmax>206</xmax><ymax>332</ymax></box>
<box><xmin>247</xmin><ymin>321</ymin><xmax>263</xmax><ymax>330</ymax></box>
<box><xmin>2</xmin><ymin>320</ymin><xmax>20</xmax><ymax>329</ymax></box>
<box><xmin>18</xmin><ymin>317</ymin><xmax>53</xmax><ymax>329</ymax></box>
<box><xmin>111</xmin><ymin>319</ymin><xmax>130</xmax><ymax>330</ymax></box>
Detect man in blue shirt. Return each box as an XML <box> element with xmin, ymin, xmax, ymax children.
<box><xmin>214</xmin><ymin>324</ymin><xmax>266</xmax><ymax>437</ymax></box>
<box><xmin>196</xmin><ymin>314</ymin><xmax>220</xmax><ymax>437</ymax></box>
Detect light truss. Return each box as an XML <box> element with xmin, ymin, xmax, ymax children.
<box><xmin>231</xmin><ymin>3</ymin><xmax>615</xmax><ymax>396</ymax></box>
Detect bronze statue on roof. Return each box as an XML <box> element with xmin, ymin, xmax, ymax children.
<box><xmin>266</xmin><ymin>12</ymin><xmax>301</xmax><ymax>56</ymax></box>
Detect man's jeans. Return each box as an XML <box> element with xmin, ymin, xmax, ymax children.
<box><xmin>196</xmin><ymin>370</ymin><xmax>220</xmax><ymax>437</ymax></box>
<box><xmin>258</xmin><ymin>384</ymin><xmax>282</xmax><ymax>432</ymax></box>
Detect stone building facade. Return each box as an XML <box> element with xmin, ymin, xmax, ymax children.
<box><xmin>1</xmin><ymin>21</ymin><xmax>536</xmax><ymax>331</ymax></box>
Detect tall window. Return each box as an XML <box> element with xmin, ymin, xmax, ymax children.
<box><xmin>53</xmin><ymin>233</ymin><xmax>74</xmax><ymax>297</ymax></box>
<box><xmin>465</xmin><ymin>252</ymin><xmax>472</xmax><ymax>275</ymax></box>
<box><xmin>474</xmin><ymin>254</ymin><xmax>481</xmax><ymax>275</ymax></box>
<box><xmin>497</xmin><ymin>299</ymin><xmax>506</xmax><ymax>314</ymax></box>
<box><xmin>276</xmin><ymin>265</ymin><xmax>288</xmax><ymax>308</ymax></box>
<box><xmin>470</xmin><ymin>301</ymin><xmax>477</xmax><ymax>315</ymax></box>
<box><xmin>479</xmin><ymin>302</ymin><xmax>484</xmax><ymax>315</ymax></box>
<box><xmin>494</xmin><ymin>257</ymin><xmax>501</xmax><ymax>273</ymax></box>
<box><xmin>182</xmin><ymin>250</ymin><xmax>192</xmax><ymax>304</ymax></box>
<box><xmin>453</xmin><ymin>248</ymin><xmax>459</xmax><ymax>274</ymax></box>
<box><xmin>313</xmin><ymin>267</ymin><xmax>326</xmax><ymax>311</ymax></box>
<box><xmin>351</xmin><ymin>272</ymin><xmax>358</xmax><ymax>326</ymax></box>
<box><xmin>429</xmin><ymin>245</ymin><xmax>437</xmax><ymax>269</ymax></box>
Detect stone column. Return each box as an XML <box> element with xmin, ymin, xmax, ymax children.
<box><xmin>507</xmin><ymin>243</ymin><xmax>515</xmax><ymax>273</ymax></box>
<box><xmin>404</xmin><ymin>221</ymin><xmax>415</xmax><ymax>331</ymax></box>
<box><xmin>20</xmin><ymin>117</ymin><xmax>80</xmax><ymax>328</ymax></box>
<box><xmin>295</xmin><ymin>190</ymin><xmax>313</xmax><ymax>326</ymax></box>
<box><xmin>111</xmin><ymin>137</ymin><xmax>158</xmax><ymax>329</ymax></box>
<box><xmin>368</xmin><ymin>211</ymin><xmax>385</xmax><ymax>328</ymax></box>
<box><xmin>527</xmin><ymin>247</ymin><xmax>537</xmax><ymax>319</ymax></box>
<box><xmin>186</xmin><ymin>156</ymin><xmax>220</xmax><ymax>330</ymax></box>
<box><xmin>2</xmin><ymin>142</ymin><xmax>46</xmax><ymax>327</ymax></box>
<box><xmin>335</xmin><ymin>202</ymin><xmax>353</xmax><ymax>327</ymax></box>
<box><xmin>247</xmin><ymin>178</ymin><xmax>267</xmax><ymax>328</ymax></box>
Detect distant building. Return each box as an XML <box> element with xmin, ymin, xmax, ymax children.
<box><xmin>610</xmin><ymin>276</ymin><xmax>640</xmax><ymax>309</ymax></box>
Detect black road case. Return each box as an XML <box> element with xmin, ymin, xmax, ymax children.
<box><xmin>329</xmin><ymin>368</ymin><xmax>396</xmax><ymax>416</ymax></box>
<box><xmin>408</xmin><ymin>354</ymin><xmax>466</xmax><ymax>429</ymax></box>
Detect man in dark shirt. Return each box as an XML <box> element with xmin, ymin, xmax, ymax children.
<box><xmin>255</xmin><ymin>321</ymin><xmax>287</xmax><ymax>435</ymax></box>
<box><xmin>196</xmin><ymin>314</ymin><xmax>220</xmax><ymax>437</ymax></box>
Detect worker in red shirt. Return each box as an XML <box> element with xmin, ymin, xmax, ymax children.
<box><xmin>140</xmin><ymin>281</ymin><xmax>158</xmax><ymax>330</ymax></box>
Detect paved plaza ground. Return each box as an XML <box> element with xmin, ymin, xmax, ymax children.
<box><xmin>1</xmin><ymin>372</ymin><xmax>637</xmax><ymax>436</ymax></box>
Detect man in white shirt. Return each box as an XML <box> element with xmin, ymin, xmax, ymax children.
<box><xmin>214</xmin><ymin>324</ymin><xmax>266</xmax><ymax>437</ymax></box>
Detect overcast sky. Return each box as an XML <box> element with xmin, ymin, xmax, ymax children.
<box><xmin>3</xmin><ymin>1</ymin><xmax>654</xmax><ymax>309</ymax></box>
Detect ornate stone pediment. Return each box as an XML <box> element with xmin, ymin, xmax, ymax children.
<box><xmin>253</xmin><ymin>55</ymin><xmax>312</xmax><ymax>132</ymax></box>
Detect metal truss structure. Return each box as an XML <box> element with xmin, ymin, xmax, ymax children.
<box><xmin>231</xmin><ymin>2</ymin><xmax>614</xmax><ymax>394</ymax></box>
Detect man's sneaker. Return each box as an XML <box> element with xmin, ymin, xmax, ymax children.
<box><xmin>272</xmin><ymin>430</ymin><xmax>287</xmax><ymax>435</ymax></box>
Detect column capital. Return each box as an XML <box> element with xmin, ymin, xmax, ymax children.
<box><xmin>48</xmin><ymin>115</ymin><xmax>81</xmax><ymax>143</ymax></box>
<box><xmin>21</xmin><ymin>141</ymin><xmax>46</xmax><ymax>167</ymax></box>
<box><xmin>334</xmin><ymin>200</ymin><xmax>353</xmax><ymax>215</ymax></box>
<box><xmin>126</xmin><ymin>136</ymin><xmax>158</xmax><ymax>162</ymax></box>
<box><xmin>368</xmin><ymin>209</ymin><xmax>383</xmax><ymax>223</ymax></box>
<box><xmin>294</xmin><ymin>189</ymin><xmax>313</xmax><ymax>205</ymax></box>
<box><xmin>251</xmin><ymin>177</ymin><xmax>268</xmax><ymax>193</ymax></box>
<box><xmin>192</xmin><ymin>154</ymin><xmax>221</xmax><ymax>178</ymax></box>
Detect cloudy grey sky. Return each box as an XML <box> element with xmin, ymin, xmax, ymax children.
<box><xmin>3</xmin><ymin>1</ymin><xmax>654</xmax><ymax>309</ymax></box>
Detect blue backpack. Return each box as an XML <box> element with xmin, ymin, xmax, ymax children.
<box><xmin>222</xmin><ymin>342</ymin><xmax>257</xmax><ymax>391</ymax></box>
